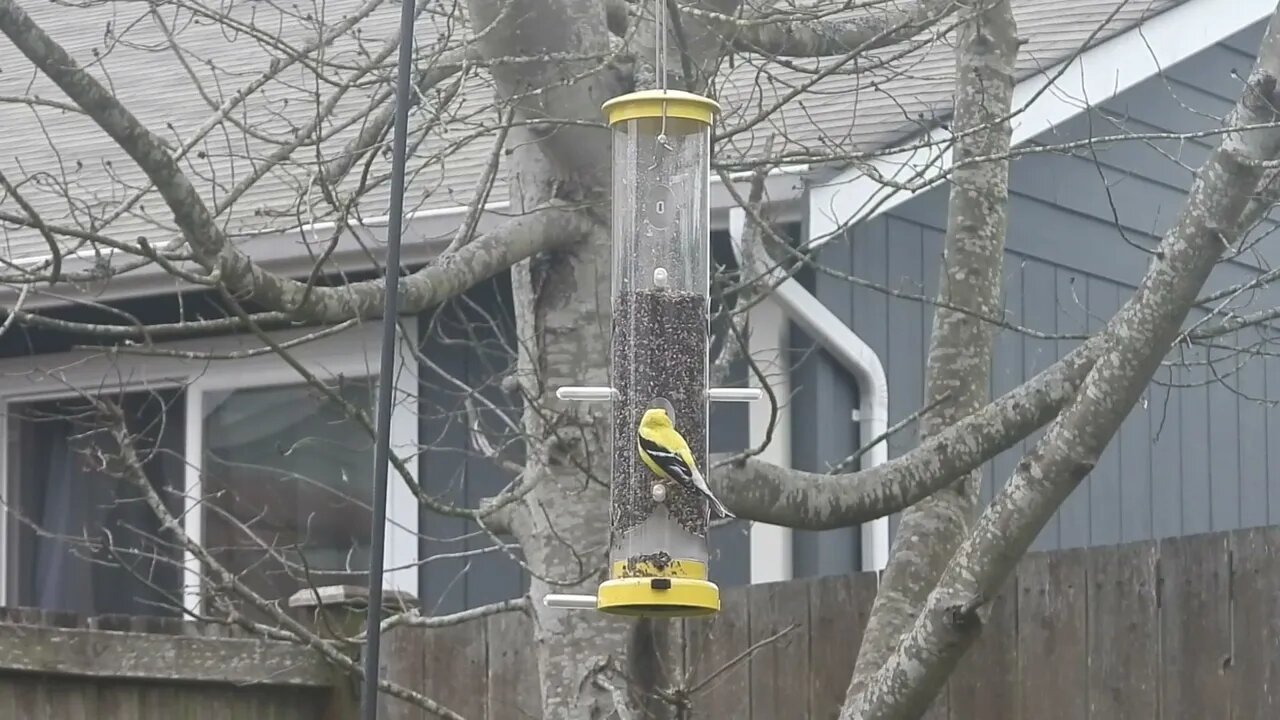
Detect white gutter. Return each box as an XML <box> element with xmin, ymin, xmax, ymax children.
<box><xmin>743</xmin><ymin>290</ymin><xmax>794</xmax><ymax>583</ymax></box>
<box><xmin>728</xmin><ymin>207</ymin><xmax>891</xmax><ymax>573</ymax></box>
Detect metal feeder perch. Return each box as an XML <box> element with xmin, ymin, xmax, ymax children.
<box><xmin>551</xmin><ymin>90</ymin><xmax>762</xmax><ymax>618</ymax></box>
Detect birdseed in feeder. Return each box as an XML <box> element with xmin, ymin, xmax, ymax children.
<box><xmin>612</xmin><ymin>288</ymin><xmax>709</xmax><ymax>539</ymax></box>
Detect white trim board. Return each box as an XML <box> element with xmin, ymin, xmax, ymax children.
<box><xmin>807</xmin><ymin>0</ymin><xmax>1278</xmax><ymax>248</ymax></box>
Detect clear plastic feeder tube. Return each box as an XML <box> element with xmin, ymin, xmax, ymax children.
<box><xmin>604</xmin><ymin>90</ymin><xmax>719</xmax><ymax>582</ymax></box>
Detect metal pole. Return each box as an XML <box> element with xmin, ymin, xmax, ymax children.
<box><xmin>360</xmin><ymin>0</ymin><xmax>416</xmax><ymax>716</ymax></box>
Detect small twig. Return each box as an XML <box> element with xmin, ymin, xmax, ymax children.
<box><xmin>0</xmin><ymin>168</ymin><xmax>61</xmax><ymax>281</ymax></box>
<box><xmin>686</xmin><ymin>622</ymin><xmax>798</xmax><ymax>695</ymax></box>
<box><xmin>358</xmin><ymin>596</ymin><xmax>529</xmax><ymax>638</ymax></box>
<box><xmin>827</xmin><ymin>393</ymin><xmax>952</xmax><ymax>474</ymax></box>
<box><xmin>0</xmin><ymin>282</ymin><xmax>31</xmax><ymax>340</ymax></box>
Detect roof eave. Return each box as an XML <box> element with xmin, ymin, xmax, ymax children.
<box><xmin>806</xmin><ymin>0</ymin><xmax>1276</xmax><ymax>250</ymax></box>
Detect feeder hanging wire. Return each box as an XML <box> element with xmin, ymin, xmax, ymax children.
<box><xmin>359</xmin><ymin>0</ymin><xmax>417</xmax><ymax>716</ymax></box>
<box><xmin>655</xmin><ymin>0</ymin><xmax>670</xmax><ymax>133</ymax></box>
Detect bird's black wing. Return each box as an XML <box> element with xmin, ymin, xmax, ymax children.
<box><xmin>638</xmin><ymin>434</ymin><xmax>694</xmax><ymax>484</ymax></box>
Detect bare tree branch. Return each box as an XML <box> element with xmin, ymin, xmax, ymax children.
<box><xmin>710</xmin><ymin>337</ymin><xmax>1098</xmax><ymax>529</ymax></box>
<box><xmin>8</xmin><ymin>1</ymin><xmax>1280</xmax><ymax>718</ymax></box>
<box><xmin>0</xmin><ymin>0</ymin><xmax>599</xmax><ymax>322</ymax></box>
<box><xmin>725</xmin><ymin>0</ymin><xmax>961</xmax><ymax>57</ymax></box>
<box><xmin>0</xmin><ymin>167</ymin><xmax>62</xmax><ymax>278</ymax></box>
<box><xmin>93</xmin><ymin>398</ymin><xmax>469</xmax><ymax>720</ymax></box>
<box><xmin>710</xmin><ymin>113</ymin><xmax>1280</xmax><ymax>532</ymax></box>
<box><xmin>608</xmin><ymin>0</ymin><xmax>961</xmax><ymax>58</ymax></box>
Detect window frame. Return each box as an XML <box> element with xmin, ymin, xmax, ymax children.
<box><xmin>0</xmin><ymin>318</ymin><xmax>421</xmax><ymax>616</ymax></box>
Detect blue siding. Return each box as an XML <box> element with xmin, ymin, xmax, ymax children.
<box><xmin>707</xmin><ymin>231</ymin><xmax>753</xmax><ymax>587</ymax></box>
<box><xmin>1239</xmin><ymin>335</ymin><xmax>1269</xmax><ymax>528</ymax></box>
<box><xmin>787</xmin><ymin>221</ymin><xmax>862</xmax><ymax>577</ymax></box>
<box><xmin>812</xmin><ymin>19</ymin><xmax>1280</xmax><ymax>559</ymax></box>
<box><xmin>788</xmin><ymin>311</ymin><xmax>860</xmax><ymax>574</ymax></box>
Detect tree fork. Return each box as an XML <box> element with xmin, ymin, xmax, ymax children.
<box><xmin>845</xmin><ymin>8</ymin><xmax>1280</xmax><ymax>716</ymax></box>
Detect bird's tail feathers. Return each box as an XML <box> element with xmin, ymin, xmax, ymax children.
<box><xmin>692</xmin><ymin>468</ymin><xmax>735</xmax><ymax>518</ymax></box>
<box><xmin>708</xmin><ymin>493</ymin><xmax>734</xmax><ymax>519</ymax></box>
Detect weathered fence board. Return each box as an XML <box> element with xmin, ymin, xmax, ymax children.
<box><xmin>806</xmin><ymin>574</ymin><xmax>875</xmax><ymax>718</ymax></box>
<box><xmin>1086</xmin><ymin>540</ymin><xmax>1158</xmax><ymax>719</ymax></box>
<box><xmin>1018</xmin><ymin>547</ymin><xmax>1089</xmax><ymax>720</ymax></box>
<box><xmin>1229</xmin><ymin>528</ymin><xmax>1280</xmax><ymax>718</ymax></box>
<box><xmin>486</xmin><ymin>610</ymin><xmax>541</xmax><ymax>719</ymax></box>
<box><xmin>384</xmin><ymin>624</ymin><xmax>428</xmax><ymax>720</ymax></box>
<box><xmin>0</xmin><ymin>678</ymin><xmax>330</xmax><ymax>720</ymax></box>
<box><xmin>947</xmin><ymin>574</ymin><xmax>1019</xmax><ymax>718</ymax></box>
<box><xmin>1160</xmin><ymin>533</ymin><xmax>1233</xmax><ymax>720</ymax></box>
<box><xmin>0</xmin><ymin>622</ymin><xmax>331</xmax><ymax>686</ymax></box>
<box><xmin>747</xmin><ymin>578</ymin><xmax>810</xmax><ymax>719</ymax></box>
<box><xmin>919</xmin><ymin>678</ymin><xmax>949</xmax><ymax>720</ymax></box>
<box><xmin>423</xmin><ymin>622</ymin><xmax>489</xmax><ymax>719</ymax></box>
<box><xmin>0</xmin><ymin>612</ymin><xmax>338</xmax><ymax>720</ymax></box>
<box><xmin>5</xmin><ymin>527</ymin><xmax>1280</xmax><ymax>719</ymax></box>
<box><xmin>685</xmin><ymin>586</ymin><xmax>751</xmax><ymax>720</ymax></box>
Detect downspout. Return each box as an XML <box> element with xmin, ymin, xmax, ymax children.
<box><xmin>728</xmin><ymin>208</ymin><xmax>891</xmax><ymax>572</ymax></box>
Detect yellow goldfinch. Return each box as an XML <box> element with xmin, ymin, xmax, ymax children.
<box><xmin>636</xmin><ymin>398</ymin><xmax>734</xmax><ymax>519</ymax></box>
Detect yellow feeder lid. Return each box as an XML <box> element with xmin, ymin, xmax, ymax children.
<box><xmin>602</xmin><ymin>90</ymin><xmax>721</xmax><ymax>127</ymax></box>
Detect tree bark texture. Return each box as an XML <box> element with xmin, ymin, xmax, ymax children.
<box><xmin>463</xmin><ymin>0</ymin><xmax>685</xmax><ymax>714</ymax></box>
<box><xmin>849</xmin><ymin>0</ymin><xmax>1019</xmax><ymax>698</ymax></box>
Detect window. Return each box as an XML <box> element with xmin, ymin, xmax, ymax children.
<box><xmin>202</xmin><ymin>379</ymin><xmax>377</xmax><ymax>612</ymax></box>
<box><xmin>0</xmin><ymin>320</ymin><xmax>420</xmax><ymax>617</ymax></box>
<box><xmin>5</xmin><ymin>390</ymin><xmax>185</xmax><ymax>616</ymax></box>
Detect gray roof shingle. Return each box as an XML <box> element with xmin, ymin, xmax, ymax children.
<box><xmin>0</xmin><ymin>0</ymin><xmax>1183</xmax><ymax>263</ymax></box>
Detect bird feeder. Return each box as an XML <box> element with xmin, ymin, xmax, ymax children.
<box><xmin>598</xmin><ymin>89</ymin><xmax>720</xmax><ymax>617</ymax></box>
<box><xmin>550</xmin><ymin>89</ymin><xmax>761</xmax><ymax>619</ymax></box>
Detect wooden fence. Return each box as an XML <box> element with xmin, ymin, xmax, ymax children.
<box><xmin>398</xmin><ymin>526</ymin><xmax>1280</xmax><ymax>719</ymax></box>
<box><xmin>0</xmin><ymin>607</ymin><xmax>338</xmax><ymax>719</ymax></box>
<box><xmin>1</xmin><ymin>527</ymin><xmax>1278</xmax><ymax>718</ymax></box>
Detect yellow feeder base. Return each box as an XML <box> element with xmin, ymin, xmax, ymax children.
<box><xmin>596</xmin><ymin>577</ymin><xmax>721</xmax><ymax>618</ymax></box>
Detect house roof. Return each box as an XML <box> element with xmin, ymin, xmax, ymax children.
<box><xmin>716</xmin><ymin>0</ymin><xmax>1184</xmax><ymax>169</ymax></box>
<box><xmin>0</xmin><ymin>0</ymin><xmax>1188</xmax><ymax>267</ymax></box>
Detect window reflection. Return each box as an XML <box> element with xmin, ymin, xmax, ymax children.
<box><xmin>6</xmin><ymin>390</ymin><xmax>184</xmax><ymax>616</ymax></box>
<box><xmin>202</xmin><ymin>379</ymin><xmax>375</xmax><ymax>612</ymax></box>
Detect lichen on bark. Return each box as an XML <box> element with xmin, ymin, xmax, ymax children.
<box><xmin>846</xmin><ymin>0</ymin><xmax>1021</xmax><ymax>706</ymax></box>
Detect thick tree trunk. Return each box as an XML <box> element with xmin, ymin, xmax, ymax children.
<box><xmin>847</xmin><ymin>0</ymin><xmax>1019</xmax><ymax>703</ymax></box>
<box><xmin>466</xmin><ymin>0</ymin><xmax>677</xmax><ymax>714</ymax></box>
